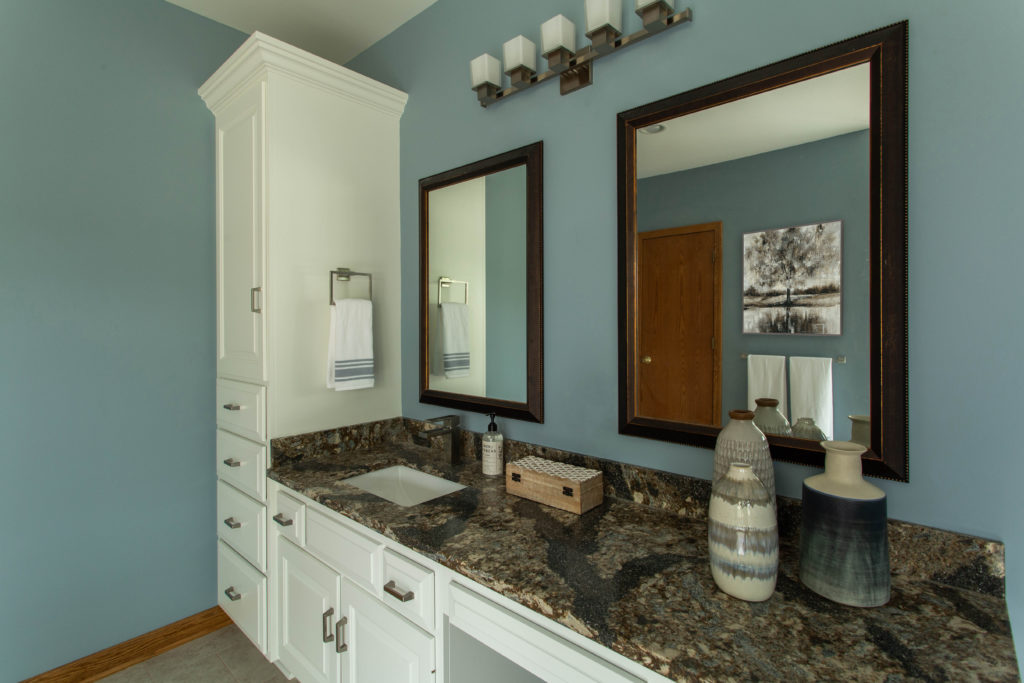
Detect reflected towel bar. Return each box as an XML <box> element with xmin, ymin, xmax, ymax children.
<box><xmin>741</xmin><ymin>353</ymin><xmax>846</xmax><ymax>364</ymax></box>
<box><xmin>330</xmin><ymin>268</ymin><xmax>372</xmax><ymax>304</ymax></box>
<box><xmin>438</xmin><ymin>276</ymin><xmax>469</xmax><ymax>307</ymax></box>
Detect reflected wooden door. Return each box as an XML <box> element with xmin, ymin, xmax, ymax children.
<box><xmin>637</xmin><ymin>222</ymin><xmax>722</xmax><ymax>425</ymax></box>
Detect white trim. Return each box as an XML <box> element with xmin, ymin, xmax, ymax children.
<box><xmin>200</xmin><ymin>31</ymin><xmax>408</xmax><ymax>118</ymax></box>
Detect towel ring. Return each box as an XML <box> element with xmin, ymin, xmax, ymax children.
<box><xmin>330</xmin><ymin>268</ymin><xmax>372</xmax><ymax>304</ymax></box>
<box><xmin>438</xmin><ymin>276</ymin><xmax>469</xmax><ymax>307</ymax></box>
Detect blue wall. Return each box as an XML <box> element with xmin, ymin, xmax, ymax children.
<box><xmin>485</xmin><ymin>166</ymin><xmax>527</xmax><ymax>401</ymax></box>
<box><xmin>0</xmin><ymin>2</ymin><xmax>244</xmax><ymax>679</ymax></box>
<box><xmin>637</xmin><ymin>131</ymin><xmax>870</xmax><ymax>431</ymax></box>
<box><xmin>348</xmin><ymin>0</ymin><xmax>1024</xmax><ymax>659</ymax></box>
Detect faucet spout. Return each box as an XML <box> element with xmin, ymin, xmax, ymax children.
<box><xmin>414</xmin><ymin>415</ymin><xmax>461</xmax><ymax>464</ymax></box>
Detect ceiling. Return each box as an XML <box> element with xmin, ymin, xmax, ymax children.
<box><xmin>166</xmin><ymin>0</ymin><xmax>437</xmax><ymax>66</ymax></box>
<box><xmin>637</xmin><ymin>63</ymin><xmax>870</xmax><ymax>179</ymax></box>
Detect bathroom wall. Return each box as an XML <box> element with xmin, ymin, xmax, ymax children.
<box><xmin>0</xmin><ymin>1</ymin><xmax>245</xmax><ymax>679</ymax></box>
<box><xmin>348</xmin><ymin>0</ymin><xmax>1024</xmax><ymax>658</ymax></box>
<box><xmin>637</xmin><ymin>131</ymin><xmax>870</xmax><ymax>433</ymax></box>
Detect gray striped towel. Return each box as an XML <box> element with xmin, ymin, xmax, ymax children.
<box><xmin>440</xmin><ymin>302</ymin><xmax>470</xmax><ymax>378</ymax></box>
<box><xmin>327</xmin><ymin>299</ymin><xmax>374</xmax><ymax>391</ymax></box>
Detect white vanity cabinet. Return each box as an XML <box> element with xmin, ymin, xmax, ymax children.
<box><xmin>267</xmin><ymin>480</ymin><xmax>671</xmax><ymax>683</ymax></box>
<box><xmin>199</xmin><ymin>32</ymin><xmax>406</xmax><ymax>657</ymax></box>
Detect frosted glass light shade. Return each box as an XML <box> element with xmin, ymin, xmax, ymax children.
<box><xmin>585</xmin><ymin>0</ymin><xmax>622</xmax><ymax>33</ymax></box>
<box><xmin>470</xmin><ymin>53</ymin><xmax>501</xmax><ymax>88</ymax></box>
<box><xmin>541</xmin><ymin>15</ymin><xmax>576</xmax><ymax>55</ymax></box>
<box><xmin>502</xmin><ymin>35</ymin><xmax>537</xmax><ymax>73</ymax></box>
<box><xmin>635</xmin><ymin>0</ymin><xmax>673</xmax><ymax>9</ymax></box>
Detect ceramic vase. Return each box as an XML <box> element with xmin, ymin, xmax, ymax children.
<box><xmin>714</xmin><ymin>409</ymin><xmax>775</xmax><ymax>505</ymax></box>
<box><xmin>708</xmin><ymin>463</ymin><xmax>779</xmax><ymax>601</ymax></box>
<box><xmin>792</xmin><ymin>416</ymin><xmax>827</xmax><ymax>441</ymax></box>
<box><xmin>848</xmin><ymin>414</ymin><xmax>871</xmax><ymax>447</ymax></box>
<box><xmin>752</xmin><ymin>398</ymin><xmax>792</xmax><ymax>437</ymax></box>
<box><xmin>800</xmin><ymin>440</ymin><xmax>890</xmax><ymax>607</ymax></box>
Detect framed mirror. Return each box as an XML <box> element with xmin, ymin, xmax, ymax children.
<box><xmin>617</xmin><ymin>23</ymin><xmax>907</xmax><ymax>479</ymax></box>
<box><xmin>419</xmin><ymin>142</ymin><xmax>544</xmax><ymax>422</ymax></box>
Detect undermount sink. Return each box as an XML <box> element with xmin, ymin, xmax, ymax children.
<box><xmin>343</xmin><ymin>465</ymin><xmax>466</xmax><ymax>507</ymax></box>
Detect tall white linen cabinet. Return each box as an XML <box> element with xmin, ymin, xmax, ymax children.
<box><xmin>199</xmin><ymin>32</ymin><xmax>406</xmax><ymax>656</ymax></box>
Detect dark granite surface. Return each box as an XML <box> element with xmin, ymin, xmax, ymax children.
<box><xmin>270</xmin><ymin>419</ymin><xmax>1019</xmax><ymax>682</ymax></box>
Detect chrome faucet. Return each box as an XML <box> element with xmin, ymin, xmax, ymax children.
<box><xmin>413</xmin><ymin>415</ymin><xmax>461</xmax><ymax>464</ymax></box>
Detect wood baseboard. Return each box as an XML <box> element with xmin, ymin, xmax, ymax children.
<box><xmin>23</xmin><ymin>605</ymin><xmax>232</xmax><ymax>683</ymax></box>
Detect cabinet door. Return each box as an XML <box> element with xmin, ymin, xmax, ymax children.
<box><xmin>278</xmin><ymin>538</ymin><xmax>341</xmax><ymax>683</ymax></box>
<box><xmin>216</xmin><ymin>82</ymin><xmax>266</xmax><ymax>382</ymax></box>
<box><xmin>340</xmin><ymin>578</ymin><xmax>434</xmax><ymax>683</ymax></box>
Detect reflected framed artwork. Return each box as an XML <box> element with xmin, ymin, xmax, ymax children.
<box><xmin>742</xmin><ymin>221</ymin><xmax>842</xmax><ymax>336</ymax></box>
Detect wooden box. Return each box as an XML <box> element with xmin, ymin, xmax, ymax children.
<box><xmin>505</xmin><ymin>456</ymin><xmax>604</xmax><ymax>514</ymax></box>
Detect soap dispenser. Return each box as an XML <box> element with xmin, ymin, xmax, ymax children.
<box><xmin>482</xmin><ymin>413</ymin><xmax>504</xmax><ymax>476</ymax></box>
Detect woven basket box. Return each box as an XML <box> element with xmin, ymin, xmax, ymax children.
<box><xmin>505</xmin><ymin>456</ymin><xmax>604</xmax><ymax>514</ymax></box>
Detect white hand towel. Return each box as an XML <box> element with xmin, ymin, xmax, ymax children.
<box><xmin>440</xmin><ymin>302</ymin><xmax>470</xmax><ymax>378</ymax></box>
<box><xmin>789</xmin><ymin>356</ymin><xmax>833</xmax><ymax>438</ymax></box>
<box><xmin>326</xmin><ymin>299</ymin><xmax>374</xmax><ymax>391</ymax></box>
<box><xmin>747</xmin><ymin>354</ymin><xmax>788</xmax><ymax>418</ymax></box>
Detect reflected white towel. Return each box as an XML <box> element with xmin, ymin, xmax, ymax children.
<box><xmin>790</xmin><ymin>356</ymin><xmax>833</xmax><ymax>439</ymax></box>
<box><xmin>747</xmin><ymin>355</ymin><xmax>788</xmax><ymax>419</ymax></box>
<box><xmin>326</xmin><ymin>300</ymin><xmax>374</xmax><ymax>391</ymax></box>
<box><xmin>440</xmin><ymin>302</ymin><xmax>470</xmax><ymax>378</ymax></box>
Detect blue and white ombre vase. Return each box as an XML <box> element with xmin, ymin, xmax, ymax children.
<box><xmin>708</xmin><ymin>462</ymin><xmax>779</xmax><ymax>601</ymax></box>
<box><xmin>800</xmin><ymin>440</ymin><xmax>890</xmax><ymax>607</ymax></box>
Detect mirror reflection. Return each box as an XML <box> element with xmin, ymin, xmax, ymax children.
<box><xmin>633</xmin><ymin>65</ymin><xmax>870</xmax><ymax>441</ymax></box>
<box><xmin>426</xmin><ymin>165</ymin><xmax>527</xmax><ymax>402</ymax></box>
<box><xmin>419</xmin><ymin>142</ymin><xmax>544</xmax><ymax>423</ymax></box>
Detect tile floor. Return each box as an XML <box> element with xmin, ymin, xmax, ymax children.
<box><xmin>99</xmin><ymin>625</ymin><xmax>288</xmax><ymax>683</ymax></box>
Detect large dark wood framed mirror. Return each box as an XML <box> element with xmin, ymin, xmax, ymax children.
<box><xmin>617</xmin><ymin>23</ymin><xmax>907</xmax><ymax>480</ymax></box>
<box><xmin>419</xmin><ymin>142</ymin><xmax>544</xmax><ymax>422</ymax></box>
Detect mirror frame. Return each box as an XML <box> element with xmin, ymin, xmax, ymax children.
<box><xmin>419</xmin><ymin>141</ymin><xmax>545</xmax><ymax>423</ymax></box>
<box><xmin>617</xmin><ymin>23</ymin><xmax>908</xmax><ymax>480</ymax></box>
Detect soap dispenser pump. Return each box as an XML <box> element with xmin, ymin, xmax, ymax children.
<box><xmin>482</xmin><ymin>413</ymin><xmax>504</xmax><ymax>476</ymax></box>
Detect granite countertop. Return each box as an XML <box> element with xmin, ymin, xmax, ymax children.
<box><xmin>269</xmin><ymin>429</ymin><xmax>1019</xmax><ymax>682</ymax></box>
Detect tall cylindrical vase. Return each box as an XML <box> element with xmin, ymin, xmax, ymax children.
<box><xmin>714</xmin><ymin>409</ymin><xmax>775</xmax><ymax>504</ymax></box>
<box><xmin>800</xmin><ymin>440</ymin><xmax>890</xmax><ymax>607</ymax></box>
<box><xmin>708</xmin><ymin>463</ymin><xmax>778</xmax><ymax>601</ymax></box>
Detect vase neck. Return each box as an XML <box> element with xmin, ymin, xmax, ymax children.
<box><xmin>824</xmin><ymin>450</ymin><xmax>864</xmax><ymax>486</ymax></box>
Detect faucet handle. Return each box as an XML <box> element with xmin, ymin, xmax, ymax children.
<box><xmin>428</xmin><ymin>414</ymin><xmax>460</xmax><ymax>428</ymax></box>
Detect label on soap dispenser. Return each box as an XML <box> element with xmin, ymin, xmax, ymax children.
<box><xmin>482</xmin><ymin>436</ymin><xmax>504</xmax><ymax>476</ymax></box>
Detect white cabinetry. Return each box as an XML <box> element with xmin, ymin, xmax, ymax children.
<box><xmin>200</xmin><ymin>31</ymin><xmax>406</xmax><ymax>656</ymax></box>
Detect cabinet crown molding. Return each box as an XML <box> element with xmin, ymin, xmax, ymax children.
<box><xmin>199</xmin><ymin>31</ymin><xmax>408</xmax><ymax>117</ymax></box>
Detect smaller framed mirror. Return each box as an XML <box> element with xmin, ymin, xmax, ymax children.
<box><xmin>419</xmin><ymin>142</ymin><xmax>544</xmax><ymax>422</ymax></box>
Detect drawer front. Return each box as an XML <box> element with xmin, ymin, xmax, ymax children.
<box><xmin>217</xmin><ymin>480</ymin><xmax>266</xmax><ymax>572</ymax></box>
<box><xmin>217</xmin><ymin>430</ymin><xmax>266</xmax><ymax>501</ymax></box>
<box><xmin>272</xmin><ymin>489</ymin><xmax>305</xmax><ymax>546</ymax></box>
<box><xmin>216</xmin><ymin>378</ymin><xmax>266</xmax><ymax>442</ymax></box>
<box><xmin>218</xmin><ymin>540</ymin><xmax>267</xmax><ymax>653</ymax></box>
<box><xmin>382</xmin><ymin>549</ymin><xmax>435</xmax><ymax>631</ymax></box>
<box><xmin>306</xmin><ymin>507</ymin><xmax>382</xmax><ymax>594</ymax></box>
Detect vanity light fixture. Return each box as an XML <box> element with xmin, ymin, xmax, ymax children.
<box><xmin>469</xmin><ymin>1</ymin><xmax>692</xmax><ymax>107</ymax></box>
<box><xmin>638</xmin><ymin>123</ymin><xmax>666</xmax><ymax>134</ymax></box>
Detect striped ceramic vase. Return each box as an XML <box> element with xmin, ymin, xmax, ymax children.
<box><xmin>708</xmin><ymin>463</ymin><xmax>779</xmax><ymax>601</ymax></box>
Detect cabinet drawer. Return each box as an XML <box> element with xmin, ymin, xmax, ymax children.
<box><xmin>306</xmin><ymin>507</ymin><xmax>382</xmax><ymax>595</ymax></box>
<box><xmin>217</xmin><ymin>430</ymin><xmax>266</xmax><ymax>501</ymax></box>
<box><xmin>216</xmin><ymin>379</ymin><xmax>266</xmax><ymax>442</ymax></box>
<box><xmin>272</xmin><ymin>489</ymin><xmax>305</xmax><ymax>546</ymax></box>
<box><xmin>218</xmin><ymin>540</ymin><xmax>267</xmax><ymax>653</ymax></box>
<box><xmin>217</xmin><ymin>480</ymin><xmax>266</xmax><ymax>572</ymax></box>
<box><xmin>382</xmin><ymin>549</ymin><xmax>434</xmax><ymax>631</ymax></box>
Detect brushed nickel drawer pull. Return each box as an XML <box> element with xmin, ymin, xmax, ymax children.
<box><xmin>222</xmin><ymin>403</ymin><xmax>242</xmax><ymax>411</ymax></box>
<box><xmin>335</xmin><ymin>616</ymin><xmax>348</xmax><ymax>653</ymax></box>
<box><xmin>223</xmin><ymin>517</ymin><xmax>241</xmax><ymax>529</ymax></box>
<box><xmin>273</xmin><ymin>513</ymin><xmax>293</xmax><ymax>527</ymax></box>
<box><xmin>251</xmin><ymin>286</ymin><xmax>263</xmax><ymax>313</ymax></box>
<box><xmin>322</xmin><ymin>608</ymin><xmax>335</xmax><ymax>643</ymax></box>
<box><xmin>222</xmin><ymin>458</ymin><xmax>241</xmax><ymax>468</ymax></box>
<box><xmin>224</xmin><ymin>586</ymin><xmax>242</xmax><ymax>602</ymax></box>
<box><xmin>384</xmin><ymin>580</ymin><xmax>415</xmax><ymax>602</ymax></box>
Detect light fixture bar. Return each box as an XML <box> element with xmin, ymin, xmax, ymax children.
<box><xmin>476</xmin><ymin>7</ymin><xmax>692</xmax><ymax>107</ymax></box>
